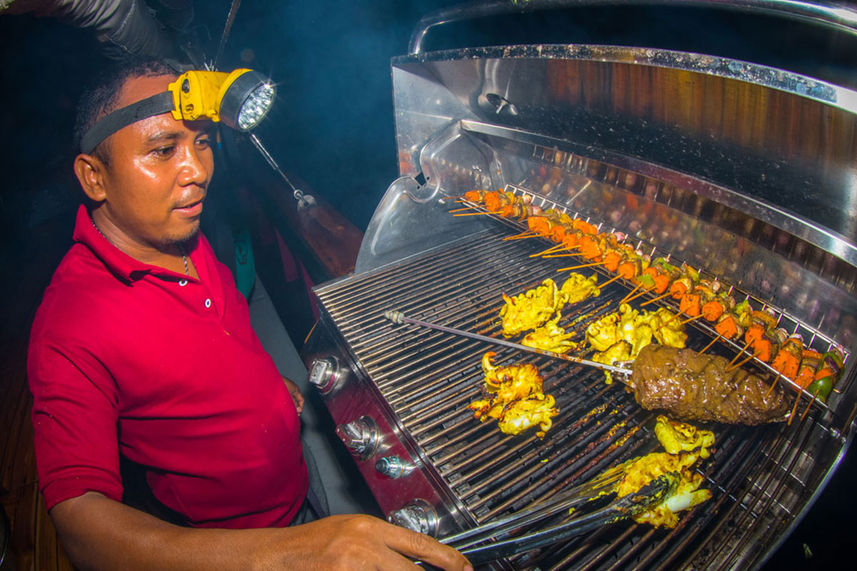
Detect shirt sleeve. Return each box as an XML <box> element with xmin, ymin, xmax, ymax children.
<box><xmin>28</xmin><ymin>333</ymin><xmax>124</xmax><ymax>511</ymax></box>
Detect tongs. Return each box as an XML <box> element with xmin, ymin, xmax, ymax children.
<box><xmin>384</xmin><ymin>310</ymin><xmax>633</xmax><ymax>378</ymax></box>
<box><xmin>439</xmin><ymin>472</ymin><xmax>675</xmax><ymax>565</ymax></box>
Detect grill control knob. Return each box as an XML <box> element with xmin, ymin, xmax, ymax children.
<box><xmin>387</xmin><ymin>499</ymin><xmax>438</xmax><ymax>536</ymax></box>
<box><xmin>335</xmin><ymin>416</ymin><xmax>378</xmax><ymax>459</ymax></box>
<box><xmin>375</xmin><ymin>456</ymin><xmax>415</xmax><ymax>479</ymax></box>
<box><xmin>308</xmin><ymin>356</ymin><xmax>341</xmax><ymax>394</ymax></box>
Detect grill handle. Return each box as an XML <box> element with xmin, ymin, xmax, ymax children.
<box><xmin>384</xmin><ymin>310</ymin><xmax>633</xmax><ymax>377</ymax></box>
<box><xmin>409</xmin><ymin>0</ymin><xmax>857</xmax><ymax>55</ymax></box>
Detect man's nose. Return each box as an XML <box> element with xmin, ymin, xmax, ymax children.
<box><xmin>177</xmin><ymin>144</ymin><xmax>211</xmax><ymax>186</ymax></box>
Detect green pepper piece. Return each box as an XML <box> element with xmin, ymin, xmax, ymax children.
<box><xmin>636</xmin><ymin>273</ymin><xmax>655</xmax><ymax>288</ymax></box>
<box><xmin>807</xmin><ymin>375</ymin><xmax>834</xmax><ymax>402</ymax></box>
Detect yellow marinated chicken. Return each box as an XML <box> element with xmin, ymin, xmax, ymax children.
<box><xmin>586</xmin><ymin>304</ymin><xmax>687</xmax><ymax>380</ymax></box>
<box><xmin>521</xmin><ymin>313</ymin><xmax>578</xmax><ymax>354</ymax></box>
<box><xmin>591</xmin><ymin>340</ymin><xmax>632</xmax><ymax>384</ymax></box>
<box><xmin>653</xmin><ymin>415</ymin><xmax>715</xmax><ymax>458</ymax></box>
<box><xmin>469</xmin><ymin>352</ymin><xmax>559</xmax><ymax>438</ymax></box>
<box><xmin>496</xmin><ymin>395</ymin><xmax>558</xmax><ymax>439</ymax></box>
<box><xmin>586</xmin><ymin>310</ymin><xmax>621</xmax><ymax>352</ymax></box>
<box><xmin>631</xmin><ymin>471</ymin><xmax>711</xmax><ymax>528</ymax></box>
<box><xmin>606</xmin><ymin>419</ymin><xmax>714</xmax><ymax>528</ymax></box>
<box><xmin>560</xmin><ymin>272</ymin><xmax>601</xmax><ymax>305</ymax></box>
<box><xmin>649</xmin><ymin>308</ymin><xmax>688</xmax><ymax>348</ymax></box>
<box><xmin>500</xmin><ymin>278</ymin><xmax>564</xmax><ymax>337</ymax></box>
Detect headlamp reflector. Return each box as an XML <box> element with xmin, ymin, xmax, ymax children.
<box><xmin>217</xmin><ymin>70</ymin><xmax>276</xmax><ymax>131</ymax></box>
<box><xmin>237</xmin><ymin>82</ymin><xmax>276</xmax><ymax>130</ymax></box>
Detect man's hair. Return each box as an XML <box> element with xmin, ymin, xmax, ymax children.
<box><xmin>74</xmin><ymin>58</ymin><xmax>178</xmax><ymax>164</ymax></box>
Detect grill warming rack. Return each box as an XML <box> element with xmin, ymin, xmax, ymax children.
<box><xmin>309</xmin><ymin>217</ymin><xmax>842</xmax><ymax>569</ymax></box>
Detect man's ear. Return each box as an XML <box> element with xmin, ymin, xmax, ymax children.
<box><xmin>74</xmin><ymin>154</ymin><xmax>108</xmax><ymax>202</ymax></box>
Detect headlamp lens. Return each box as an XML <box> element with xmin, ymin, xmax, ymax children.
<box><xmin>237</xmin><ymin>82</ymin><xmax>276</xmax><ymax>130</ymax></box>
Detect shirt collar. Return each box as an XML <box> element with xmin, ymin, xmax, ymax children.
<box><xmin>72</xmin><ymin>204</ymin><xmax>195</xmax><ymax>283</ymax></box>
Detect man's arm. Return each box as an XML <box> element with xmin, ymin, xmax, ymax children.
<box><xmin>51</xmin><ymin>492</ymin><xmax>472</xmax><ymax>571</ymax></box>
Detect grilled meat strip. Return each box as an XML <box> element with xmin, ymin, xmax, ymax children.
<box><xmin>631</xmin><ymin>344</ymin><xmax>789</xmax><ymax>424</ymax></box>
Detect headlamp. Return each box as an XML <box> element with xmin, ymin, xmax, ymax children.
<box><xmin>80</xmin><ymin>68</ymin><xmax>275</xmax><ymax>154</ymax></box>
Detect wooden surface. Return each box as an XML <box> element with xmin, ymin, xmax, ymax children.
<box><xmin>1</xmin><ymin>226</ymin><xmax>74</xmax><ymax>570</ymax></box>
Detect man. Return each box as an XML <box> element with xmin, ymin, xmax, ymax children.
<box><xmin>27</xmin><ymin>58</ymin><xmax>471</xmax><ymax>570</ymax></box>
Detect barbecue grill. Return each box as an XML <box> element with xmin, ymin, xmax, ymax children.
<box><xmin>300</xmin><ymin>2</ymin><xmax>857</xmax><ymax>568</ymax></box>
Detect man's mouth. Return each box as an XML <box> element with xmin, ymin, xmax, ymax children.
<box><xmin>175</xmin><ymin>198</ymin><xmax>204</xmax><ymax>217</ymax></box>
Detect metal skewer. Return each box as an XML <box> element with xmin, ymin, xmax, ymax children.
<box><xmin>384</xmin><ymin>310</ymin><xmax>633</xmax><ymax>377</ymax></box>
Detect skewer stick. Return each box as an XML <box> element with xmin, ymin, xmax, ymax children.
<box><xmin>765</xmin><ymin>375</ymin><xmax>780</xmax><ymax>398</ymax></box>
<box><xmin>619</xmin><ymin>284</ymin><xmax>641</xmax><ymax>305</ymax></box>
<box><xmin>530</xmin><ymin>243</ymin><xmax>567</xmax><ymax>258</ymax></box>
<box><xmin>700</xmin><ymin>334</ymin><xmax>721</xmax><ymax>354</ymax></box>
<box><xmin>448</xmin><ymin>206</ymin><xmax>480</xmax><ymax>213</ymax></box>
<box><xmin>800</xmin><ymin>387</ymin><xmax>821</xmax><ymax>422</ymax></box>
<box><xmin>678</xmin><ymin>313</ymin><xmax>705</xmax><ymax>326</ymax></box>
<box><xmin>555</xmin><ymin>261</ymin><xmax>602</xmax><ymax>271</ymax></box>
<box><xmin>640</xmin><ymin>291</ymin><xmax>673</xmax><ymax>307</ymax></box>
<box><xmin>453</xmin><ymin>211</ymin><xmax>496</xmax><ymax>217</ymax></box>
<box><xmin>503</xmin><ymin>231</ymin><xmax>537</xmax><ymax>241</ymax></box>
<box><xmin>787</xmin><ymin>393</ymin><xmax>802</xmax><ymax>426</ymax></box>
<box><xmin>727</xmin><ymin>341</ymin><xmax>752</xmax><ymax>367</ymax></box>
<box><xmin>725</xmin><ymin>352</ymin><xmax>755</xmax><ymax>373</ymax></box>
<box><xmin>622</xmin><ymin>288</ymin><xmax>652</xmax><ymax>305</ymax></box>
<box><xmin>600</xmin><ymin>274</ymin><xmax>626</xmax><ymax>289</ymax></box>
<box><xmin>544</xmin><ymin>249</ymin><xmax>582</xmax><ymax>258</ymax></box>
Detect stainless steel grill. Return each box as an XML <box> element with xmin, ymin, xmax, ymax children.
<box><xmin>301</xmin><ymin>2</ymin><xmax>857</xmax><ymax>568</ymax></box>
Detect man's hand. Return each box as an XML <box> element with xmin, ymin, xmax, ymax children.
<box><xmin>254</xmin><ymin>514</ymin><xmax>473</xmax><ymax>571</ymax></box>
<box><xmin>51</xmin><ymin>493</ymin><xmax>472</xmax><ymax>570</ymax></box>
<box><xmin>281</xmin><ymin>376</ymin><xmax>304</xmax><ymax>414</ymax></box>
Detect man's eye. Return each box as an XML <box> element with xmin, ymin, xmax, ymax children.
<box><xmin>152</xmin><ymin>145</ymin><xmax>175</xmax><ymax>157</ymax></box>
<box><xmin>197</xmin><ymin>137</ymin><xmax>212</xmax><ymax>148</ymax></box>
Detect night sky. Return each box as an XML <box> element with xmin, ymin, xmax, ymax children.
<box><xmin>0</xmin><ymin>1</ymin><xmax>855</xmax><ymax>569</ymax></box>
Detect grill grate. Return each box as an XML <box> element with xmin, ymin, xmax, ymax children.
<box><xmin>314</xmin><ymin>223</ymin><xmax>834</xmax><ymax>569</ymax></box>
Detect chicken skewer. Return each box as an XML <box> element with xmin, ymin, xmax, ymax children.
<box><xmin>384</xmin><ymin>310</ymin><xmax>633</xmax><ymax>378</ymax></box>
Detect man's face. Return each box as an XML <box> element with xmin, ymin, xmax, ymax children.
<box><xmin>96</xmin><ymin>74</ymin><xmax>214</xmax><ymax>250</ymax></box>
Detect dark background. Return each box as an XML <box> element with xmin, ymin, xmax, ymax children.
<box><xmin>1</xmin><ymin>1</ymin><xmax>855</xmax><ymax>569</ymax></box>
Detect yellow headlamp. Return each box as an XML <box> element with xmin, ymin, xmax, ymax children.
<box><xmin>168</xmin><ymin>69</ymin><xmax>275</xmax><ymax>129</ymax></box>
<box><xmin>80</xmin><ymin>68</ymin><xmax>275</xmax><ymax>154</ymax></box>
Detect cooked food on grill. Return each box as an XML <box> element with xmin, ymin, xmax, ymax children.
<box><xmin>560</xmin><ymin>272</ymin><xmax>601</xmax><ymax>305</ymax></box>
<box><xmin>608</xmin><ymin>416</ymin><xmax>714</xmax><ymax>528</ymax></box>
<box><xmin>469</xmin><ymin>352</ymin><xmax>559</xmax><ymax>438</ymax></box>
<box><xmin>653</xmin><ymin>415</ymin><xmax>714</xmax><ymax>458</ymax></box>
<box><xmin>462</xmin><ymin>189</ymin><xmax>542</xmax><ymax>220</ymax></box>
<box><xmin>806</xmin><ymin>346</ymin><xmax>845</xmax><ymax>402</ymax></box>
<box><xmin>500</xmin><ymin>278</ymin><xmax>564</xmax><ymax>337</ymax></box>
<box><xmin>627</xmin><ymin>463</ymin><xmax>711</xmax><ymax>529</ymax></box>
<box><xmin>521</xmin><ymin>313</ymin><xmax>578</xmax><ymax>354</ymax></box>
<box><xmin>495</xmin><ymin>395</ymin><xmax>560</xmax><ymax>438</ymax></box>
<box><xmin>585</xmin><ymin>304</ymin><xmax>687</xmax><ymax>382</ymax></box>
<box><xmin>454</xmin><ymin>189</ymin><xmax>849</xmax><ymax>401</ymax></box>
<box><xmin>631</xmin><ymin>344</ymin><xmax>789</xmax><ymax>424</ymax></box>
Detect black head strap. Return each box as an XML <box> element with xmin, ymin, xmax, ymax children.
<box><xmin>80</xmin><ymin>91</ymin><xmax>175</xmax><ymax>154</ymax></box>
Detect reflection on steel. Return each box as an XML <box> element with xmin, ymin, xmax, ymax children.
<box><xmin>410</xmin><ymin>0</ymin><xmax>857</xmax><ymax>55</ymax></box>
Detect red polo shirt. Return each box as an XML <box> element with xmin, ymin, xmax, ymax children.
<box><xmin>28</xmin><ymin>205</ymin><xmax>308</xmax><ymax>528</ymax></box>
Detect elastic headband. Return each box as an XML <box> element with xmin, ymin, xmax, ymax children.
<box><xmin>80</xmin><ymin>91</ymin><xmax>175</xmax><ymax>154</ymax></box>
